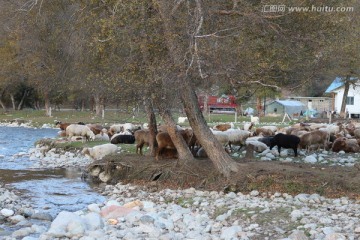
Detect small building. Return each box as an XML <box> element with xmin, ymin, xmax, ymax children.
<box><xmin>266</xmin><ymin>100</ymin><xmax>306</xmax><ymax>116</ymax></box>
<box><xmin>288</xmin><ymin>97</ymin><xmax>333</xmax><ymax>112</ymax></box>
<box><xmin>325</xmin><ymin>77</ymin><xmax>360</xmax><ymax>118</ymax></box>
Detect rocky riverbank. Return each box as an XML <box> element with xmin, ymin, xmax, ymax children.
<box><xmin>1</xmin><ymin>182</ymin><xmax>360</xmax><ymax>240</ymax></box>
<box><xmin>1</xmin><ymin>123</ymin><xmax>360</xmax><ymax>239</ymax></box>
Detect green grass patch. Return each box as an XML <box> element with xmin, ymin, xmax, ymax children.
<box><xmin>0</xmin><ymin>109</ymin><xmax>291</xmax><ymax>127</ymax></box>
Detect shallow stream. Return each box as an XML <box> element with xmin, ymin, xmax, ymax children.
<box><xmin>0</xmin><ymin>126</ymin><xmax>105</xmax><ymax>236</ymax></box>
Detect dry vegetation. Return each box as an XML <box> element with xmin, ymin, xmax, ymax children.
<box><xmin>87</xmin><ymin>154</ymin><xmax>360</xmax><ymax>200</ymax></box>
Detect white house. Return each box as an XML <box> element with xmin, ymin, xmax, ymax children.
<box><xmin>325</xmin><ymin>77</ymin><xmax>360</xmax><ymax>118</ymax></box>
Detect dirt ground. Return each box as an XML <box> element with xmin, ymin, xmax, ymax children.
<box><xmin>87</xmin><ymin>154</ymin><xmax>360</xmax><ymax>200</ymax></box>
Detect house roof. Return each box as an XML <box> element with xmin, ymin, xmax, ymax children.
<box><xmin>270</xmin><ymin>100</ymin><xmax>305</xmax><ymax>107</ymax></box>
<box><xmin>325</xmin><ymin>77</ymin><xmax>359</xmax><ymax>93</ymax></box>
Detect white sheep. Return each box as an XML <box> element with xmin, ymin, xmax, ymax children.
<box><xmin>178</xmin><ymin>116</ymin><xmax>188</xmax><ymax>124</ymax></box>
<box><xmin>243</xmin><ymin>122</ymin><xmax>254</xmax><ymax>131</ymax></box>
<box><xmin>210</xmin><ymin>129</ymin><xmax>229</xmax><ymax>146</ymax></box>
<box><xmin>109</xmin><ymin>124</ymin><xmax>124</xmax><ymax>135</ymax></box>
<box><xmin>81</xmin><ymin>143</ymin><xmax>119</xmax><ymax>160</ymax></box>
<box><xmin>66</xmin><ymin>124</ymin><xmax>95</xmax><ymax>142</ymax></box>
<box><xmin>95</xmin><ymin>129</ymin><xmax>110</xmax><ymax>141</ymax></box>
<box><xmin>224</xmin><ymin>129</ymin><xmax>252</xmax><ymax>150</ymax></box>
<box><xmin>260</xmin><ymin>125</ymin><xmax>278</xmax><ymax>133</ymax></box>
<box><xmin>246</xmin><ymin>141</ymin><xmax>268</xmax><ymax>153</ymax></box>
<box><xmin>250</xmin><ymin>115</ymin><xmax>259</xmax><ymax>125</ymax></box>
<box><xmin>109</xmin><ymin>123</ymin><xmax>137</xmax><ymax>136</ymax></box>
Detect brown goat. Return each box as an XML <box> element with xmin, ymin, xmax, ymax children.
<box><xmin>254</xmin><ymin>127</ymin><xmax>275</xmax><ymax>137</ymax></box>
<box><xmin>155</xmin><ymin>129</ymin><xmax>193</xmax><ymax>160</ymax></box>
<box><xmin>332</xmin><ymin>137</ymin><xmax>360</xmax><ymax>153</ymax></box>
<box><xmin>213</xmin><ymin>123</ymin><xmax>233</xmax><ymax>131</ymax></box>
<box><xmin>56</xmin><ymin>121</ymin><xmax>85</xmax><ymax>131</ymax></box>
<box><xmin>299</xmin><ymin>130</ymin><xmax>329</xmax><ymax>151</ymax></box>
<box><xmin>86</xmin><ymin>124</ymin><xmax>104</xmax><ymax>135</ymax></box>
<box><xmin>134</xmin><ymin>130</ymin><xmax>150</xmax><ymax>155</ymax></box>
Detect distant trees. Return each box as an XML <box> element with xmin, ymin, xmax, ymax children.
<box><xmin>0</xmin><ymin>0</ymin><xmax>359</xmax><ymax>174</ymax></box>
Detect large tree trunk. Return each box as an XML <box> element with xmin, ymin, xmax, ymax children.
<box><xmin>153</xmin><ymin>0</ymin><xmax>238</xmax><ymax>176</ymax></box>
<box><xmin>160</xmin><ymin>109</ymin><xmax>194</xmax><ymax>161</ymax></box>
<box><xmin>340</xmin><ymin>76</ymin><xmax>350</xmax><ymax>119</ymax></box>
<box><xmin>180</xmin><ymin>81</ymin><xmax>238</xmax><ymax>177</ymax></box>
<box><xmin>145</xmin><ymin>97</ymin><xmax>158</xmax><ymax>156</ymax></box>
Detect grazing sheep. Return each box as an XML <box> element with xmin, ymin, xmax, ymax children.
<box><xmin>86</xmin><ymin>124</ymin><xmax>104</xmax><ymax>135</ymax></box>
<box><xmin>257</xmin><ymin>136</ymin><xmax>274</xmax><ymax>147</ymax></box>
<box><xmin>110</xmin><ymin>130</ymin><xmax>133</xmax><ymax>141</ymax></box>
<box><xmin>157</xmin><ymin>148</ymin><xmax>178</xmax><ymax>160</ymax></box>
<box><xmin>332</xmin><ymin>137</ymin><xmax>360</xmax><ymax>153</ymax></box>
<box><xmin>109</xmin><ymin>124</ymin><xmax>123</xmax><ymax>136</ymax></box>
<box><xmin>94</xmin><ymin>129</ymin><xmax>110</xmax><ymax>141</ymax></box>
<box><xmin>66</xmin><ymin>124</ymin><xmax>95</xmax><ymax>142</ymax></box>
<box><xmin>155</xmin><ymin>129</ymin><xmax>193</xmax><ymax>160</ymax></box>
<box><xmin>108</xmin><ymin>123</ymin><xmax>138</xmax><ymax>136</ymax></box>
<box><xmin>178</xmin><ymin>116</ymin><xmax>188</xmax><ymax>124</ymax></box>
<box><xmin>213</xmin><ymin>123</ymin><xmax>235</xmax><ymax>131</ymax></box>
<box><xmin>354</xmin><ymin>128</ymin><xmax>360</xmax><ymax>139</ymax></box>
<box><xmin>243</xmin><ymin>122</ymin><xmax>254</xmax><ymax>131</ymax></box>
<box><xmin>58</xmin><ymin>130</ymin><xmax>66</xmax><ymax>137</ymax></box>
<box><xmin>224</xmin><ymin>129</ymin><xmax>252</xmax><ymax>150</ymax></box>
<box><xmin>254</xmin><ymin>127</ymin><xmax>275</xmax><ymax>137</ymax></box>
<box><xmin>299</xmin><ymin>130</ymin><xmax>329</xmax><ymax>151</ymax></box>
<box><xmin>142</xmin><ymin>123</ymin><xmax>149</xmax><ymax>130</ymax></box>
<box><xmin>308</xmin><ymin>123</ymin><xmax>327</xmax><ymax>131</ymax></box>
<box><xmin>81</xmin><ymin>143</ymin><xmax>119</xmax><ymax>160</ymax></box>
<box><xmin>111</xmin><ymin>135</ymin><xmax>135</xmax><ymax>144</ymax></box>
<box><xmin>250</xmin><ymin>115</ymin><xmax>259</xmax><ymax>125</ymax></box>
<box><xmin>211</xmin><ymin>129</ymin><xmax>229</xmax><ymax>146</ymax></box>
<box><xmin>55</xmin><ymin>121</ymin><xmax>85</xmax><ymax>131</ymax></box>
<box><xmin>134</xmin><ymin>130</ymin><xmax>150</xmax><ymax>155</ymax></box>
<box><xmin>158</xmin><ymin>125</ymin><xmax>184</xmax><ymax>133</ymax></box>
<box><xmin>246</xmin><ymin>141</ymin><xmax>268</xmax><ymax>153</ymax></box>
<box><xmin>261</xmin><ymin>125</ymin><xmax>278</xmax><ymax>133</ymax></box>
<box><xmin>345</xmin><ymin>123</ymin><xmax>356</xmax><ymax>136</ymax></box>
<box><xmin>270</xmin><ymin>133</ymin><xmax>300</xmax><ymax>157</ymax></box>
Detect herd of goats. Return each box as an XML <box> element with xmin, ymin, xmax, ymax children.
<box><xmin>55</xmin><ymin>118</ymin><xmax>360</xmax><ymax>161</ymax></box>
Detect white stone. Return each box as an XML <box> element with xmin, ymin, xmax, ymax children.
<box><xmin>9</xmin><ymin>214</ymin><xmax>25</xmax><ymax>223</ymax></box>
<box><xmin>47</xmin><ymin>211</ymin><xmax>86</xmax><ymax>238</ymax></box>
<box><xmin>250</xmin><ymin>190</ymin><xmax>259</xmax><ymax>196</ymax></box>
<box><xmin>324</xmin><ymin>233</ymin><xmax>346</xmax><ymax>240</ymax></box>
<box><xmin>288</xmin><ymin>230</ymin><xmax>309</xmax><ymax>240</ymax></box>
<box><xmin>12</xmin><ymin>227</ymin><xmax>34</xmax><ymax>238</ymax></box>
<box><xmin>304</xmin><ymin>155</ymin><xmax>317</xmax><ymax>163</ymax></box>
<box><xmin>1</xmin><ymin>208</ymin><xmax>15</xmax><ymax>217</ymax></box>
<box><xmin>88</xmin><ymin>204</ymin><xmax>101</xmax><ymax>213</ymax></box>
<box><xmin>290</xmin><ymin>210</ymin><xmax>303</xmax><ymax>221</ymax></box>
<box><xmin>83</xmin><ymin>212</ymin><xmax>104</xmax><ymax>231</ymax></box>
<box><xmin>220</xmin><ymin>225</ymin><xmax>242</xmax><ymax>240</ymax></box>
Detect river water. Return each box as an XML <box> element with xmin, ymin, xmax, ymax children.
<box><xmin>0</xmin><ymin>126</ymin><xmax>105</xmax><ymax>235</ymax></box>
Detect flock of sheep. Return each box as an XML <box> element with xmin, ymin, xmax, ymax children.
<box><xmin>55</xmin><ymin>117</ymin><xmax>360</xmax><ymax>162</ymax></box>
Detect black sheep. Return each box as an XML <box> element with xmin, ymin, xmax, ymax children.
<box><xmin>111</xmin><ymin>135</ymin><xmax>135</xmax><ymax>144</ymax></box>
<box><xmin>258</xmin><ymin>136</ymin><xmax>274</xmax><ymax>147</ymax></box>
<box><xmin>270</xmin><ymin>133</ymin><xmax>300</xmax><ymax>157</ymax></box>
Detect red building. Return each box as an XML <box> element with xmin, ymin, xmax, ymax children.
<box><xmin>198</xmin><ymin>95</ymin><xmax>238</xmax><ymax>113</ymax></box>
